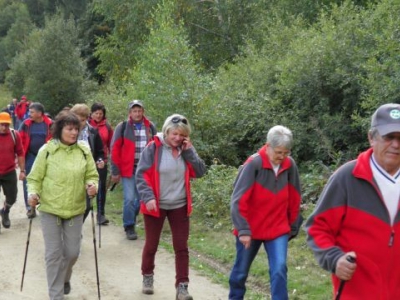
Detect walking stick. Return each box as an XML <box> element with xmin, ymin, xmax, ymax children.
<box><xmin>97</xmin><ymin>178</ymin><xmax>102</xmax><ymax>249</ymax></box>
<box><xmin>335</xmin><ymin>256</ymin><xmax>356</xmax><ymax>300</ymax></box>
<box><xmin>90</xmin><ymin>204</ymin><xmax>101</xmax><ymax>299</ymax></box>
<box><xmin>20</xmin><ymin>216</ymin><xmax>33</xmax><ymax>291</ymax></box>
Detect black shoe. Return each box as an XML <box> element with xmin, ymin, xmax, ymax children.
<box><xmin>26</xmin><ymin>209</ymin><xmax>36</xmax><ymax>219</ymax></box>
<box><xmin>0</xmin><ymin>209</ymin><xmax>10</xmax><ymax>228</ymax></box>
<box><xmin>125</xmin><ymin>226</ymin><xmax>138</xmax><ymax>240</ymax></box>
<box><xmin>97</xmin><ymin>214</ymin><xmax>109</xmax><ymax>225</ymax></box>
<box><xmin>64</xmin><ymin>282</ymin><xmax>71</xmax><ymax>295</ymax></box>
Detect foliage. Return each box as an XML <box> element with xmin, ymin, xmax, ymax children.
<box><xmin>5</xmin><ymin>14</ymin><xmax>89</xmax><ymax>115</ymax></box>
<box><xmin>191</xmin><ymin>164</ymin><xmax>237</xmax><ymax>229</ymax></box>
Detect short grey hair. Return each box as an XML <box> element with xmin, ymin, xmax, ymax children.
<box><xmin>266</xmin><ymin>125</ymin><xmax>293</xmax><ymax>149</ymax></box>
<box><xmin>162</xmin><ymin>114</ymin><xmax>191</xmax><ymax>137</ymax></box>
<box><xmin>369</xmin><ymin>127</ymin><xmax>380</xmax><ymax>139</ymax></box>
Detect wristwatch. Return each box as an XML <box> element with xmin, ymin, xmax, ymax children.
<box><xmin>20</xmin><ymin>170</ymin><xmax>26</xmax><ymax>173</ymax></box>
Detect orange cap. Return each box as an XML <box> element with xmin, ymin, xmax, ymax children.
<box><xmin>0</xmin><ymin>112</ymin><xmax>12</xmax><ymax>124</ymax></box>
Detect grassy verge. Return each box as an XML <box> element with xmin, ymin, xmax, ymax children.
<box><xmin>103</xmin><ymin>183</ymin><xmax>332</xmax><ymax>299</ymax></box>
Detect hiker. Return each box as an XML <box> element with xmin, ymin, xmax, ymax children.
<box><xmin>110</xmin><ymin>100</ymin><xmax>156</xmax><ymax>240</ymax></box>
<box><xmin>0</xmin><ymin>112</ymin><xmax>25</xmax><ymax>230</ymax></box>
<box><xmin>229</xmin><ymin>125</ymin><xmax>302</xmax><ymax>300</ymax></box>
<box><xmin>136</xmin><ymin>114</ymin><xmax>206</xmax><ymax>299</ymax></box>
<box><xmin>27</xmin><ymin>111</ymin><xmax>98</xmax><ymax>299</ymax></box>
<box><xmin>10</xmin><ymin>98</ymin><xmax>17</xmax><ymax>128</ymax></box>
<box><xmin>70</xmin><ymin>104</ymin><xmax>105</xmax><ymax>223</ymax></box>
<box><xmin>88</xmin><ymin>102</ymin><xmax>113</xmax><ymax>224</ymax></box>
<box><xmin>306</xmin><ymin>103</ymin><xmax>400</xmax><ymax>299</ymax></box>
<box><xmin>19</xmin><ymin>102</ymin><xmax>52</xmax><ymax>218</ymax></box>
<box><xmin>15</xmin><ymin>95</ymin><xmax>30</xmax><ymax>129</ymax></box>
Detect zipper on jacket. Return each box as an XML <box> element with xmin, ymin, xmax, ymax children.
<box><xmin>389</xmin><ymin>230</ymin><xmax>395</xmax><ymax>247</ymax></box>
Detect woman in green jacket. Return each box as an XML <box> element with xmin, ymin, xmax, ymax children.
<box><xmin>27</xmin><ymin>111</ymin><xmax>98</xmax><ymax>300</ymax></box>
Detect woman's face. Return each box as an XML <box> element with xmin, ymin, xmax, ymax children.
<box><xmin>61</xmin><ymin>124</ymin><xmax>79</xmax><ymax>145</ymax></box>
<box><xmin>266</xmin><ymin>144</ymin><xmax>291</xmax><ymax>165</ymax></box>
<box><xmin>91</xmin><ymin>109</ymin><xmax>104</xmax><ymax>122</ymax></box>
<box><xmin>165</xmin><ymin>129</ymin><xmax>187</xmax><ymax>149</ymax></box>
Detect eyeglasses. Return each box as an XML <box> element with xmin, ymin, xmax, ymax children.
<box><xmin>271</xmin><ymin>148</ymin><xmax>291</xmax><ymax>157</ymax></box>
<box><xmin>380</xmin><ymin>134</ymin><xmax>400</xmax><ymax>143</ymax></box>
<box><xmin>171</xmin><ymin>116</ymin><xmax>188</xmax><ymax>125</ymax></box>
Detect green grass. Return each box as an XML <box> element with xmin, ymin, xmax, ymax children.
<box><xmin>104</xmin><ymin>184</ymin><xmax>332</xmax><ymax>299</ymax></box>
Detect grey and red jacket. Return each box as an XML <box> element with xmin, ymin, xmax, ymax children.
<box><xmin>110</xmin><ymin>116</ymin><xmax>156</xmax><ymax>178</ymax></box>
<box><xmin>135</xmin><ymin>135</ymin><xmax>206</xmax><ymax>217</ymax></box>
<box><xmin>306</xmin><ymin>148</ymin><xmax>400</xmax><ymax>300</ymax></box>
<box><xmin>231</xmin><ymin>144</ymin><xmax>301</xmax><ymax>240</ymax></box>
<box><xmin>19</xmin><ymin>116</ymin><xmax>53</xmax><ymax>156</ymax></box>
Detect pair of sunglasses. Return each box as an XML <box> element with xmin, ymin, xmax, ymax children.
<box><xmin>171</xmin><ymin>116</ymin><xmax>188</xmax><ymax>125</ymax></box>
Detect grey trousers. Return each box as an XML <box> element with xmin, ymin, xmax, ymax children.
<box><xmin>40</xmin><ymin>212</ymin><xmax>83</xmax><ymax>300</ymax></box>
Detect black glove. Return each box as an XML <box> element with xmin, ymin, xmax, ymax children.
<box><xmin>289</xmin><ymin>214</ymin><xmax>304</xmax><ymax>241</ymax></box>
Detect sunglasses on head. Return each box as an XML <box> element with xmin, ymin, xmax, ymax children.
<box><xmin>171</xmin><ymin>116</ymin><xmax>188</xmax><ymax>125</ymax></box>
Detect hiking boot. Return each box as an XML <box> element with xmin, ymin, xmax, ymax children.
<box><xmin>176</xmin><ymin>282</ymin><xmax>193</xmax><ymax>300</ymax></box>
<box><xmin>125</xmin><ymin>226</ymin><xmax>137</xmax><ymax>240</ymax></box>
<box><xmin>26</xmin><ymin>209</ymin><xmax>36</xmax><ymax>219</ymax></box>
<box><xmin>97</xmin><ymin>214</ymin><xmax>109</xmax><ymax>225</ymax></box>
<box><xmin>142</xmin><ymin>275</ymin><xmax>154</xmax><ymax>295</ymax></box>
<box><xmin>64</xmin><ymin>282</ymin><xmax>71</xmax><ymax>295</ymax></box>
<box><xmin>0</xmin><ymin>209</ymin><xmax>11</xmax><ymax>228</ymax></box>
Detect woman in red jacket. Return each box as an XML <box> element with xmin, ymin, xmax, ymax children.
<box><xmin>136</xmin><ymin>114</ymin><xmax>206</xmax><ymax>300</ymax></box>
<box><xmin>88</xmin><ymin>102</ymin><xmax>113</xmax><ymax>224</ymax></box>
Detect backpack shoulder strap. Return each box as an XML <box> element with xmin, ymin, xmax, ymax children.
<box><xmin>10</xmin><ymin>129</ymin><xmax>16</xmax><ymax>145</ymax></box>
<box><xmin>121</xmin><ymin>121</ymin><xmax>127</xmax><ymax>146</ymax></box>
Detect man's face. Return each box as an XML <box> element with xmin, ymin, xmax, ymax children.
<box><xmin>29</xmin><ymin>108</ymin><xmax>42</xmax><ymax>122</ymax></box>
<box><xmin>0</xmin><ymin>123</ymin><xmax>10</xmax><ymax>134</ymax></box>
<box><xmin>129</xmin><ymin>106</ymin><xmax>144</xmax><ymax>122</ymax></box>
<box><xmin>369</xmin><ymin>131</ymin><xmax>400</xmax><ymax>175</ymax></box>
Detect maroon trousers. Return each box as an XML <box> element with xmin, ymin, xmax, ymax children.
<box><xmin>141</xmin><ymin>205</ymin><xmax>190</xmax><ymax>287</ymax></box>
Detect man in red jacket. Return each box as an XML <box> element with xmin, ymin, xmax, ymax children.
<box><xmin>19</xmin><ymin>102</ymin><xmax>52</xmax><ymax>218</ymax></box>
<box><xmin>0</xmin><ymin>112</ymin><xmax>25</xmax><ymax>229</ymax></box>
<box><xmin>110</xmin><ymin>100</ymin><xmax>156</xmax><ymax>240</ymax></box>
<box><xmin>15</xmin><ymin>95</ymin><xmax>30</xmax><ymax>130</ymax></box>
<box><xmin>306</xmin><ymin>103</ymin><xmax>400</xmax><ymax>300</ymax></box>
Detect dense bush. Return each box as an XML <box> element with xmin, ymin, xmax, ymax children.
<box><xmin>191</xmin><ymin>164</ymin><xmax>237</xmax><ymax>229</ymax></box>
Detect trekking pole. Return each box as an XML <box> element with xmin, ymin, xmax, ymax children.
<box><xmin>335</xmin><ymin>256</ymin><xmax>356</xmax><ymax>300</ymax></box>
<box><xmin>97</xmin><ymin>178</ymin><xmax>102</xmax><ymax>249</ymax></box>
<box><xmin>20</xmin><ymin>215</ymin><xmax>33</xmax><ymax>291</ymax></box>
<box><xmin>90</xmin><ymin>201</ymin><xmax>101</xmax><ymax>299</ymax></box>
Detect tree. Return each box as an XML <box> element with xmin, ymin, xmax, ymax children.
<box><xmin>6</xmin><ymin>14</ymin><xmax>88</xmax><ymax>114</ymax></box>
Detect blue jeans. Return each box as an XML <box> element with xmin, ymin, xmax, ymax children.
<box><xmin>122</xmin><ymin>174</ymin><xmax>140</xmax><ymax>228</ymax></box>
<box><xmin>229</xmin><ymin>234</ymin><xmax>289</xmax><ymax>300</ymax></box>
<box><xmin>23</xmin><ymin>153</ymin><xmax>37</xmax><ymax>211</ymax></box>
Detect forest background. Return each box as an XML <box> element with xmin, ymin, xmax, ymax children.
<box><xmin>0</xmin><ymin>0</ymin><xmax>399</xmax><ymax>298</ymax></box>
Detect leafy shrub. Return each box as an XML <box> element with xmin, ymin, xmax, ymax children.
<box><xmin>191</xmin><ymin>164</ymin><xmax>238</xmax><ymax>230</ymax></box>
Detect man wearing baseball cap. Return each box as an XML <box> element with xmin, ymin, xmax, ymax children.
<box><xmin>306</xmin><ymin>103</ymin><xmax>400</xmax><ymax>299</ymax></box>
<box><xmin>0</xmin><ymin>112</ymin><xmax>25</xmax><ymax>230</ymax></box>
<box><xmin>110</xmin><ymin>100</ymin><xmax>157</xmax><ymax>240</ymax></box>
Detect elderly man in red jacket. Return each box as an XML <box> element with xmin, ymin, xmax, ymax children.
<box><xmin>306</xmin><ymin>103</ymin><xmax>400</xmax><ymax>300</ymax></box>
<box><xmin>19</xmin><ymin>102</ymin><xmax>52</xmax><ymax>218</ymax></box>
<box><xmin>110</xmin><ymin>100</ymin><xmax>156</xmax><ymax>240</ymax></box>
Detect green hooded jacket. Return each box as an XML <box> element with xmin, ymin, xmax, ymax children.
<box><xmin>27</xmin><ymin>139</ymin><xmax>99</xmax><ymax>219</ymax></box>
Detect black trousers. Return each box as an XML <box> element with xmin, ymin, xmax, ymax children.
<box><xmin>83</xmin><ymin>167</ymin><xmax>108</xmax><ymax>222</ymax></box>
<box><xmin>0</xmin><ymin>170</ymin><xmax>18</xmax><ymax>210</ymax></box>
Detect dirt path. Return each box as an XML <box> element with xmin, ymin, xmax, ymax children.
<box><xmin>0</xmin><ymin>179</ymin><xmax>228</xmax><ymax>299</ymax></box>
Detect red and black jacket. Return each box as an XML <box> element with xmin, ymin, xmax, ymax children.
<box><xmin>306</xmin><ymin>148</ymin><xmax>400</xmax><ymax>300</ymax></box>
<box><xmin>110</xmin><ymin>116</ymin><xmax>156</xmax><ymax>177</ymax></box>
<box><xmin>231</xmin><ymin>144</ymin><xmax>302</xmax><ymax>240</ymax></box>
<box><xmin>19</xmin><ymin>116</ymin><xmax>53</xmax><ymax>156</ymax></box>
